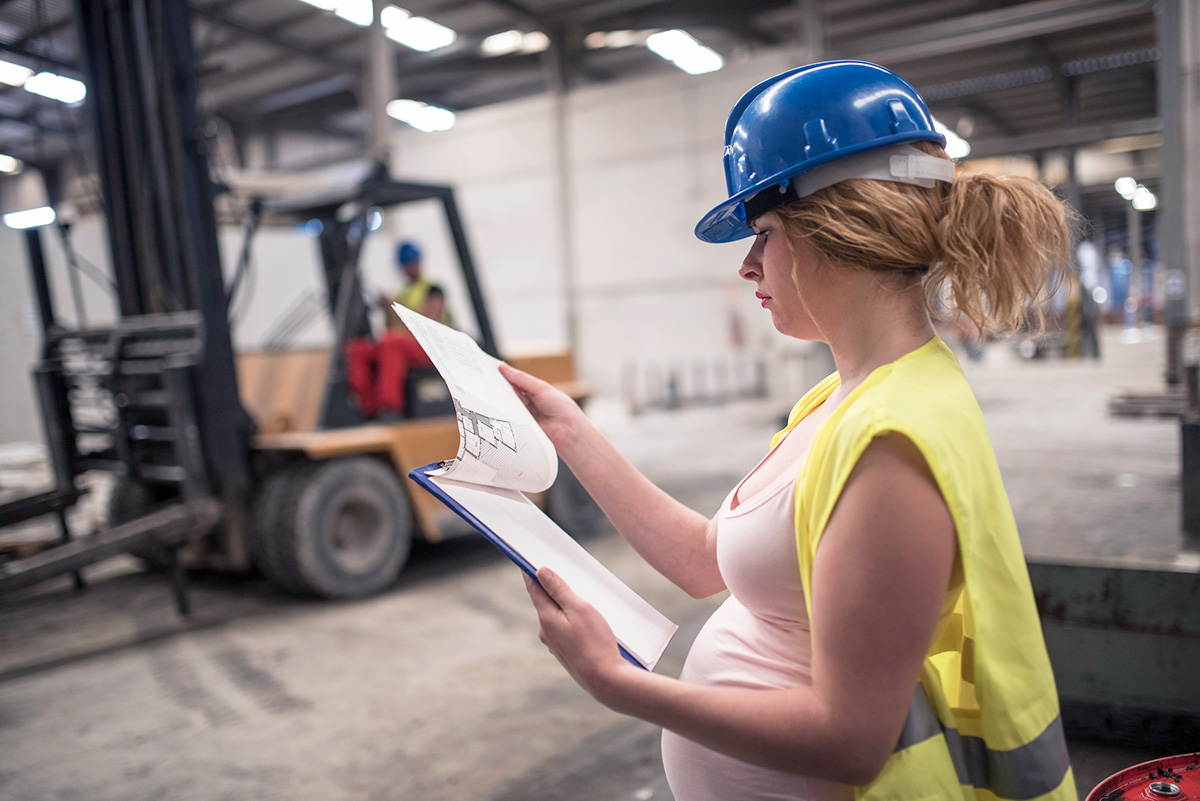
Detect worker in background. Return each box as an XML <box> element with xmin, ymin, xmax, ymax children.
<box><xmin>347</xmin><ymin>240</ymin><xmax>450</xmax><ymax>419</ymax></box>
<box><xmin>503</xmin><ymin>61</ymin><xmax>1076</xmax><ymax>801</ymax></box>
<box><xmin>387</xmin><ymin>241</ymin><xmax>453</xmax><ymax>328</ymax></box>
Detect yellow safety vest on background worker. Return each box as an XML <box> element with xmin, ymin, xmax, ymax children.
<box><xmin>390</xmin><ymin>277</ymin><xmax>453</xmax><ymax>328</ymax></box>
<box><xmin>775</xmin><ymin>336</ymin><xmax>1075</xmax><ymax>801</ymax></box>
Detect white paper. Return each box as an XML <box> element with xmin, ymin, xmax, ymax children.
<box><xmin>429</xmin><ymin>474</ymin><xmax>678</xmax><ymax>671</ymax></box>
<box><xmin>393</xmin><ymin>303</ymin><xmax>557</xmax><ymax>493</ymax></box>
<box><xmin>396</xmin><ymin>302</ymin><xmax>677</xmax><ymax>669</ymax></box>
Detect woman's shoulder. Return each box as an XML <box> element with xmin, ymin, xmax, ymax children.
<box><xmin>837</xmin><ymin>338</ymin><xmax>984</xmax><ymax>442</ymax></box>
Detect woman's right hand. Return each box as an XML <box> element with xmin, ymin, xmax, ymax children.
<box><xmin>499</xmin><ymin>363</ymin><xmax>584</xmax><ymax>449</ymax></box>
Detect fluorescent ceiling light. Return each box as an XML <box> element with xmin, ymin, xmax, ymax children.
<box><xmin>380</xmin><ymin>5</ymin><xmax>408</xmax><ymax>27</ymax></box>
<box><xmin>4</xmin><ymin>206</ymin><xmax>56</xmax><ymax>229</ymax></box>
<box><xmin>387</xmin><ymin>98</ymin><xmax>456</xmax><ymax>132</ymax></box>
<box><xmin>24</xmin><ymin>71</ymin><xmax>86</xmax><ymax>104</ymax></box>
<box><xmin>0</xmin><ymin>154</ymin><xmax>20</xmax><ymax>173</ymax></box>
<box><xmin>585</xmin><ymin>30</ymin><xmax>649</xmax><ymax>49</ymax></box>
<box><xmin>1131</xmin><ymin>186</ymin><xmax>1157</xmax><ymax>211</ymax></box>
<box><xmin>482</xmin><ymin>30</ymin><xmax>523</xmax><ymax>55</ymax></box>
<box><xmin>1114</xmin><ymin>176</ymin><xmax>1137</xmax><ymax>199</ymax></box>
<box><xmin>297</xmin><ymin>1</ymin><xmax>457</xmax><ymax>52</ymax></box>
<box><xmin>646</xmin><ymin>30</ymin><xmax>722</xmax><ymax>75</ymax></box>
<box><xmin>334</xmin><ymin>0</ymin><xmax>372</xmax><ymax>25</ymax></box>
<box><xmin>933</xmin><ymin>119</ymin><xmax>971</xmax><ymax>159</ymax></box>
<box><xmin>0</xmin><ymin>59</ymin><xmax>33</xmax><ymax>87</ymax></box>
<box><xmin>386</xmin><ymin>14</ymin><xmax>456</xmax><ymax>51</ymax></box>
<box><xmin>481</xmin><ymin>29</ymin><xmax>549</xmax><ymax>56</ymax></box>
<box><xmin>520</xmin><ymin>32</ymin><xmax>550</xmax><ymax>53</ymax></box>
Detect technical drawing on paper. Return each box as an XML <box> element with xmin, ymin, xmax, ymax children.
<box><xmin>456</xmin><ymin>400</ymin><xmax>518</xmax><ymax>460</ymax></box>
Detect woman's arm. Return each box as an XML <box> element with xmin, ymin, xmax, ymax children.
<box><xmin>526</xmin><ymin>432</ymin><xmax>957</xmax><ymax>785</ymax></box>
<box><xmin>501</xmin><ymin>364</ymin><xmax>724</xmax><ymax>598</ymax></box>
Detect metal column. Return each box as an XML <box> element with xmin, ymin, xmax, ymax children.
<box><xmin>1158</xmin><ymin>0</ymin><xmax>1200</xmax><ymax>384</ymax></box>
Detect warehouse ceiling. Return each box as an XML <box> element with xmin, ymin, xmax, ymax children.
<box><xmin>0</xmin><ymin>0</ymin><xmax>1163</xmax><ymax>228</ymax></box>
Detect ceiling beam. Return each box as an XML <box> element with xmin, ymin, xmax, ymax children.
<box><xmin>190</xmin><ymin>5</ymin><xmax>359</xmax><ymax>73</ymax></box>
<box><xmin>480</xmin><ymin>0</ymin><xmax>542</xmax><ymax>23</ymax></box>
<box><xmin>0</xmin><ymin>40</ymin><xmax>76</xmax><ymax>74</ymax></box>
<box><xmin>195</xmin><ymin>2</ymin><xmax>319</xmax><ymax>58</ymax></box>
<box><xmin>967</xmin><ymin>116</ymin><xmax>1161</xmax><ymax>158</ymax></box>
<box><xmin>0</xmin><ymin>108</ymin><xmax>79</xmax><ymax>136</ymax></box>
<box><xmin>567</xmin><ymin>0</ymin><xmax>674</xmax><ymax>23</ymax></box>
<box><xmin>844</xmin><ymin>0</ymin><xmax>1152</xmax><ymax>64</ymax></box>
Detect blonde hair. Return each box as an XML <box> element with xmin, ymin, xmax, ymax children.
<box><xmin>773</xmin><ymin>141</ymin><xmax>1074</xmax><ymax>336</ymax></box>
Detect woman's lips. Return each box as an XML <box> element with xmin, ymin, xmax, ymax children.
<box><xmin>755</xmin><ymin>291</ymin><xmax>770</xmax><ymax>307</ymax></box>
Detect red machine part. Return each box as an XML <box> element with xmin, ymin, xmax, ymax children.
<box><xmin>1087</xmin><ymin>754</ymin><xmax>1200</xmax><ymax>801</ymax></box>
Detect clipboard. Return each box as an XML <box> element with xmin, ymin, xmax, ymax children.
<box><xmin>409</xmin><ymin>462</ymin><xmax>674</xmax><ymax>670</ymax></box>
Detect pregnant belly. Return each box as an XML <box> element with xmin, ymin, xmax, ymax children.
<box><xmin>660</xmin><ymin>598</ymin><xmax>852</xmax><ymax>801</ymax></box>
<box><xmin>679</xmin><ymin>597</ymin><xmax>814</xmax><ymax>690</ymax></box>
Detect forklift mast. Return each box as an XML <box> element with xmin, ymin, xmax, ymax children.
<box><xmin>0</xmin><ymin>0</ymin><xmax>255</xmax><ymax>604</ymax></box>
<box><xmin>70</xmin><ymin>0</ymin><xmax>253</xmax><ymax>503</ymax></box>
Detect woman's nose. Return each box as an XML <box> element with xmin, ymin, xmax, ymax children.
<box><xmin>739</xmin><ymin>244</ymin><xmax>762</xmax><ymax>281</ymax></box>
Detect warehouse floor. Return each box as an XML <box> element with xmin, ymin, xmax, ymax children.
<box><xmin>0</xmin><ymin>326</ymin><xmax>1191</xmax><ymax>801</ymax></box>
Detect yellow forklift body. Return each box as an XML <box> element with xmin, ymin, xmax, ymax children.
<box><xmin>239</xmin><ymin>348</ymin><xmax>586</xmax><ymax>543</ymax></box>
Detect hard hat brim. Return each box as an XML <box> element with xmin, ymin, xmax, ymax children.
<box><xmin>695</xmin><ymin>134</ymin><xmax>947</xmax><ymax>244</ymax></box>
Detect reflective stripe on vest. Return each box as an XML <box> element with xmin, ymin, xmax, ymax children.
<box><xmin>896</xmin><ymin>687</ymin><xmax>1071</xmax><ymax>800</ymax></box>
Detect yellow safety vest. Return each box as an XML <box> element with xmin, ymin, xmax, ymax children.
<box><xmin>775</xmin><ymin>337</ymin><xmax>1075</xmax><ymax>801</ymax></box>
<box><xmin>390</xmin><ymin>277</ymin><xmax>453</xmax><ymax>328</ymax></box>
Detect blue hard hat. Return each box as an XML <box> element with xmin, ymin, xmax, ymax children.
<box><xmin>397</xmin><ymin>241</ymin><xmax>421</xmax><ymax>266</ymax></box>
<box><xmin>695</xmin><ymin>61</ymin><xmax>948</xmax><ymax>243</ymax></box>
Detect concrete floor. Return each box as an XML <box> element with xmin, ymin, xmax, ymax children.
<box><xmin>0</xmin><ymin>326</ymin><xmax>1192</xmax><ymax>801</ymax></box>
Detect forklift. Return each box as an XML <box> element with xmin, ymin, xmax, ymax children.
<box><xmin>0</xmin><ymin>1</ymin><xmax>590</xmax><ymax>609</ymax></box>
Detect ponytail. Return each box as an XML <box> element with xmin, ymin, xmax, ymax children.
<box><xmin>775</xmin><ymin>141</ymin><xmax>1074</xmax><ymax>336</ymax></box>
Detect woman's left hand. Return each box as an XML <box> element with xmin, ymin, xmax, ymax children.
<box><xmin>524</xmin><ymin>567</ymin><xmax>636</xmax><ymax>707</ymax></box>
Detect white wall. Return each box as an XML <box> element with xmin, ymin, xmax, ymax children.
<box><xmin>388</xmin><ymin>49</ymin><xmax>819</xmax><ymax>399</ymax></box>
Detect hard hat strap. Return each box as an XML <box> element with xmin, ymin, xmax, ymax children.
<box><xmin>742</xmin><ymin>144</ymin><xmax>955</xmax><ymax>224</ymax></box>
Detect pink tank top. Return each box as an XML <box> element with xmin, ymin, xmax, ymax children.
<box><xmin>660</xmin><ymin>443</ymin><xmax>853</xmax><ymax>801</ymax></box>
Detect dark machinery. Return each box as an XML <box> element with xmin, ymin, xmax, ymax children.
<box><xmin>0</xmin><ymin>0</ymin><xmax>588</xmax><ymax>610</ymax></box>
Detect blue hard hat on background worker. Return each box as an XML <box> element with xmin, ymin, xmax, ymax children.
<box><xmin>397</xmin><ymin>241</ymin><xmax>422</xmax><ymax>268</ymax></box>
<box><xmin>695</xmin><ymin>60</ymin><xmax>953</xmax><ymax>244</ymax></box>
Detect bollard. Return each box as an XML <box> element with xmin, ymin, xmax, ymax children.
<box><xmin>1184</xmin><ymin>417</ymin><xmax>1200</xmax><ymax>537</ymax></box>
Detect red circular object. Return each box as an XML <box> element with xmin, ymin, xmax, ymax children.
<box><xmin>1086</xmin><ymin>754</ymin><xmax>1200</xmax><ymax>801</ymax></box>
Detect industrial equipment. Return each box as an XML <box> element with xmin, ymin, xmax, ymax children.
<box><xmin>0</xmin><ymin>0</ymin><xmax>590</xmax><ymax>610</ymax></box>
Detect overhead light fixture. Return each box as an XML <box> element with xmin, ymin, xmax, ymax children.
<box><xmin>0</xmin><ymin>58</ymin><xmax>33</xmax><ymax>87</ymax></box>
<box><xmin>23</xmin><ymin>71</ymin><xmax>86</xmax><ymax>104</ymax></box>
<box><xmin>1131</xmin><ymin>186</ymin><xmax>1157</xmax><ymax>211</ymax></box>
<box><xmin>0</xmin><ymin>154</ymin><xmax>21</xmax><ymax>173</ymax></box>
<box><xmin>519</xmin><ymin>31</ymin><xmax>550</xmax><ymax>53</ymax></box>
<box><xmin>387</xmin><ymin>98</ymin><xmax>455</xmax><ymax>132</ymax></box>
<box><xmin>645</xmin><ymin>30</ymin><xmax>722</xmax><ymax>75</ymax></box>
<box><xmin>4</xmin><ymin>206</ymin><xmax>56</xmax><ymax>229</ymax></box>
<box><xmin>481</xmin><ymin>30</ymin><xmax>548</xmax><ymax>56</ymax></box>
<box><xmin>482</xmin><ymin>30</ymin><xmax>523</xmax><ymax>55</ymax></box>
<box><xmin>384</xmin><ymin>11</ymin><xmax>456</xmax><ymax>52</ymax></box>
<box><xmin>296</xmin><ymin>1</ymin><xmax>457</xmax><ymax>51</ymax></box>
<box><xmin>584</xmin><ymin>30</ymin><xmax>650</xmax><ymax>49</ymax></box>
<box><xmin>367</xmin><ymin>206</ymin><xmax>383</xmax><ymax>231</ymax></box>
<box><xmin>933</xmin><ymin>119</ymin><xmax>971</xmax><ymax>159</ymax></box>
<box><xmin>1115</xmin><ymin>177</ymin><xmax>1156</xmax><ymax>211</ymax></box>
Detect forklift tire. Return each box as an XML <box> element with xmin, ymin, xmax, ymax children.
<box><xmin>263</xmin><ymin>457</ymin><xmax>413</xmax><ymax>599</ymax></box>
<box><xmin>248</xmin><ymin>462</ymin><xmax>318</xmax><ymax>595</ymax></box>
